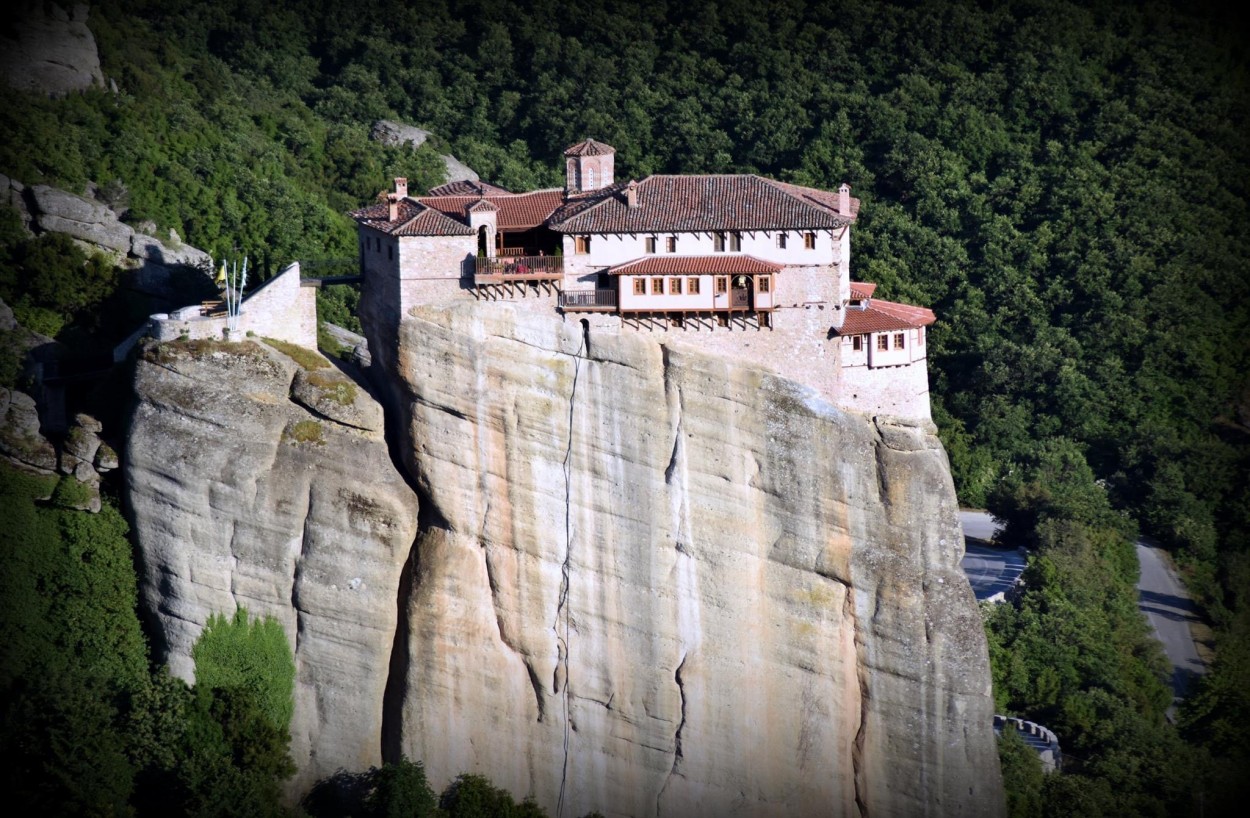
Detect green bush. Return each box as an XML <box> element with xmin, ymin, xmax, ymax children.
<box><xmin>191</xmin><ymin>608</ymin><xmax>295</xmax><ymax>732</ymax></box>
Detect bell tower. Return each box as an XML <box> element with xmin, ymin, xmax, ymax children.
<box><xmin>564</xmin><ymin>139</ymin><xmax>615</xmax><ymax>194</ymax></box>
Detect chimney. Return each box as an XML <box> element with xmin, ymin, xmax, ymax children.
<box><xmin>838</xmin><ymin>183</ymin><xmax>851</xmax><ymax>215</ymax></box>
<box><xmin>387</xmin><ymin>193</ymin><xmax>399</xmax><ymax>222</ymax></box>
<box><xmin>626</xmin><ymin>180</ymin><xmax>639</xmax><ymax>208</ymax></box>
<box><xmin>394</xmin><ymin>177</ymin><xmax>408</xmax><ymax>199</ymax></box>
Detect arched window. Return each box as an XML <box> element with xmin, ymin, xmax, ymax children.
<box><xmin>586</xmin><ymin>167</ymin><xmax>596</xmax><ymax>189</ymax></box>
<box><xmin>478</xmin><ymin>226</ymin><xmax>489</xmax><ymax>257</ymax></box>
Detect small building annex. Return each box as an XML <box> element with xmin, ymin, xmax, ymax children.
<box><xmin>351</xmin><ymin>139</ymin><xmax>935</xmax><ymax>418</ymax></box>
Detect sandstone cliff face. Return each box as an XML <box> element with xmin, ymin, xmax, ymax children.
<box><xmin>383</xmin><ymin>303</ymin><xmax>1003</xmax><ymax>817</ymax></box>
<box><xmin>124</xmin><ymin>340</ymin><xmax>417</xmax><ymax>794</ymax></box>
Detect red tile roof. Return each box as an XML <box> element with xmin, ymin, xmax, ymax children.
<box><xmin>564</xmin><ymin>138</ymin><xmax>615</xmax><ymax>156</ymax></box>
<box><xmin>835</xmin><ymin>298</ymin><xmax>936</xmax><ymax>335</ymax></box>
<box><xmin>849</xmin><ymin>282</ymin><xmax>877</xmax><ymax>299</ymax></box>
<box><xmin>606</xmin><ymin>255</ymin><xmax>784</xmax><ymax>276</ymax></box>
<box><xmin>349</xmin><ymin>199</ymin><xmax>474</xmax><ymax>236</ymax></box>
<box><xmin>418</xmin><ymin>189</ymin><xmax>564</xmax><ymax>231</ymax></box>
<box><xmin>427</xmin><ymin>180</ymin><xmax>511</xmax><ymax>196</ymax></box>
<box><xmin>548</xmin><ymin>175</ymin><xmax>858</xmax><ymax>234</ymax></box>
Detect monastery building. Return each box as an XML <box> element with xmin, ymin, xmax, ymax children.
<box><xmin>351</xmin><ymin>139</ymin><xmax>935</xmax><ymax>418</ymax></box>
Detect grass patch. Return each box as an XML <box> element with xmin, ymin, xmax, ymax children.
<box><xmin>263</xmin><ymin>337</ymin><xmax>328</xmax><ymax>370</ymax></box>
<box><xmin>285</xmin><ymin>419</ymin><xmax>324</xmax><ymax>445</ymax></box>
<box><xmin>304</xmin><ymin>370</ymin><xmax>357</xmax><ymax>406</ymax></box>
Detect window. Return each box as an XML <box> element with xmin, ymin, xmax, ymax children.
<box><xmin>645</xmin><ymin>237</ymin><xmax>657</xmax><ymax>254</ymax></box>
<box><xmin>651</xmin><ymin>277</ymin><xmax>664</xmax><ymax>294</ymax></box>
<box><xmin>575</xmin><ymin>236</ymin><xmax>590</xmax><ymax>254</ymax></box>
<box><xmin>852</xmin><ymin>335</ymin><xmax>863</xmax><ymax>351</ymax></box>
<box><xmin>729</xmin><ymin>232</ymin><xmax>741</xmax><ymax>251</ymax></box>
<box><xmin>777</xmin><ymin>233</ymin><xmax>787</xmax><ymax>249</ymax></box>
<box><xmin>757</xmin><ymin>276</ymin><xmax>771</xmax><ymax>293</ymax></box>
<box><xmin>633</xmin><ymin>278</ymin><xmax>646</xmax><ymax>295</ymax></box>
<box><xmin>387</xmin><ymin>244</ymin><xmax>393</xmax><ymax>261</ymax></box>
<box><xmin>375</xmin><ymin>237</ymin><xmax>381</xmax><ymax>252</ymax></box>
<box><xmin>804</xmin><ymin>232</ymin><xmax>816</xmax><ymax>249</ymax></box>
<box><xmin>670</xmin><ymin>277</ymin><xmax>683</xmax><ymax>295</ymax></box>
<box><xmin>917</xmin><ymin>327</ymin><xmax>925</xmax><ymax>346</ymax></box>
<box><xmin>713</xmin><ymin>232</ymin><xmax>726</xmax><ymax>252</ymax></box>
<box><xmin>688</xmin><ymin>277</ymin><xmax>700</xmax><ymax>295</ymax></box>
<box><xmin>587</xmin><ymin>167</ymin><xmax>596</xmax><ymax>189</ymax></box>
<box><xmin>666</xmin><ymin>236</ymin><xmax>676</xmax><ymax>253</ymax></box>
<box><xmin>715</xmin><ymin>276</ymin><xmax>728</xmax><ymax>294</ymax></box>
<box><xmin>894</xmin><ymin>332</ymin><xmax>905</xmax><ymax>349</ymax></box>
<box><xmin>877</xmin><ymin>334</ymin><xmax>889</xmax><ymax>351</ymax></box>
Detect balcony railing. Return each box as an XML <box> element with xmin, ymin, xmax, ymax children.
<box><xmin>474</xmin><ymin>255</ymin><xmax>563</xmax><ymax>283</ymax></box>
<box><xmin>559</xmin><ymin>289</ymin><xmax>617</xmax><ymax>311</ymax></box>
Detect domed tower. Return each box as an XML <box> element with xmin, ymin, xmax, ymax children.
<box><xmin>564</xmin><ymin>139</ymin><xmax>615</xmax><ymax>194</ymax></box>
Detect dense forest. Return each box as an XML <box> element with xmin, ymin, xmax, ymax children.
<box><xmin>2</xmin><ymin>0</ymin><xmax>1248</xmax><ymax>815</ymax></box>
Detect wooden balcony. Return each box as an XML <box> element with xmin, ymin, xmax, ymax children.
<box><xmin>474</xmin><ymin>255</ymin><xmax>563</xmax><ymax>285</ymax></box>
<box><xmin>559</xmin><ymin>289</ymin><xmax>617</xmax><ymax>312</ymax></box>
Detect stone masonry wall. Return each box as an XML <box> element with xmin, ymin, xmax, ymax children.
<box><xmin>838</xmin><ymin>356</ymin><xmax>932</xmax><ymax>419</ymax></box>
<box><xmin>150</xmin><ymin>263</ymin><xmax>317</xmax><ymax>349</ymax></box>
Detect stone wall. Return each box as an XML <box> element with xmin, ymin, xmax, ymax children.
<box><xmin>150</xmin><ymin>263</ymin><xmax>317</xmax><ymax>349</ymax></box>
<box><xmin>838</xmin><ymin>355</ymin><xmax>932</xmax><ymax>419</ymax></box>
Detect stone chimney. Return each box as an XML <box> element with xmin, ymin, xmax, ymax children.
<box><xmin>394</xmin><ymin>177</ymin><xmax>408</xmax><ymax>198</ymax></box>
<box><xmin>387</xmin><ymin>193</ymin><xmax>399</xmax><ymax>222</ymax></box>
<box><xmin>838</xmin><ymin>183</ymin><xmax>851</xmax><ymax>215</ymax></box>
<box><xmin>626</xmin><ymin>180</ymin><xmax>639</xmax><ymax>208</ymax></box>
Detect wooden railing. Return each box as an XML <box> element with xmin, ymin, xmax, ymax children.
<box><xmin>559</xmin><ymin>289</ymin><xmax>617</xmax><ymax>311</ymax></box>
<box><xmin>475</xmin><ymin>255</ymin><xmax>563</xmax><ymax>278</ymax></box>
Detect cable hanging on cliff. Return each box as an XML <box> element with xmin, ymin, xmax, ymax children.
<box><xmin>556</xmin><ymin>324</ymin><xmax>587</xmax><ymax>818</ymax></box>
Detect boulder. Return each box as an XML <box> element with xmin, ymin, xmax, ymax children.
<box><xmin>30</xmin><ymin>184</ymin><xmax>133</xmax><ymax>253</ymax></box>
<box><xmin>0</xmin><ymin>2</ymin><xmax>104</xmax><ymax>97</ymax></box>
<box><xmin>372</xmin><ymin>120</ymin><xmax>432</xmax><ymax>149</ymax></box>
<box><xmin>0</xmin><ymin>387</ymin><xmax>57</xmax><ymax>472</ymax></box>
<box><xmin>441</xmin><ymin>153</ymin><xmax>479</xmax><ymax>184</ymax></box>
<box><xmin>131</xmin><ymin>232</ymin><xmax>212</xmax><ymax>269</ymax></box>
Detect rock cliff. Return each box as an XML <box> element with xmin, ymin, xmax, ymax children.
<box><xmin>125</xmin><ymin>304</ymin><xmax>1004</xmax><ymax>816</ymax></box>
<box><xmin>124</xmin><ymin>339</ymin><xmax>417</xmax><ymax>794</ymax></box>
<box><xmin>381</xmin><ymin>303</ymin><xmax>1003</xmax><ymax>817</ymax></box>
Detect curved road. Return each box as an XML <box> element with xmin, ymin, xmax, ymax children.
<box><xmin>958</xmin><ymin>510</ymin><xmax>1206</xmax><ymax>708</ymax></box>
<box><xmin>1136</xmin><ymin>541</ymin><xmax>1206</xmax><ymax>707</ymax></box>
<box><xmin>959</xmin><ymin>511</ymin><xmax>1026</xmax><ymax>602</ymax></box>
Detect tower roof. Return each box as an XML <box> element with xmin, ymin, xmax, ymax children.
<box><xmin>564</xmin><ymin>138</ymin><xmax>616</xmax><ymax>157</ymax></box>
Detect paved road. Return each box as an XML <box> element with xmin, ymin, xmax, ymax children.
<box><xmin>960</xmin><ymin>509</ymin><xmax>1002</xmax><ymax>543</ymax></box>
<box><xmin>1136</xmin><ymin>541</ymin><xmax>1206</xmax><ymax>706</ymax></box>
<box><xmin>959</xmin><ymin>511</ymin><xmax>1027</xmax><ymax>603</ymax></box>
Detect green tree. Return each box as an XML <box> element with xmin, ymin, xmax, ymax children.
<box><xmin>192</xmin><ymin>608</ymin><xmax>295</xmax><ymax>732</ymax></box>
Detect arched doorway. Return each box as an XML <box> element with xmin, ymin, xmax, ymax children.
<box><xmin>477</xmin><ymin>226</ymin><xmax>490</xmax><ymax>257</ymax></box>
